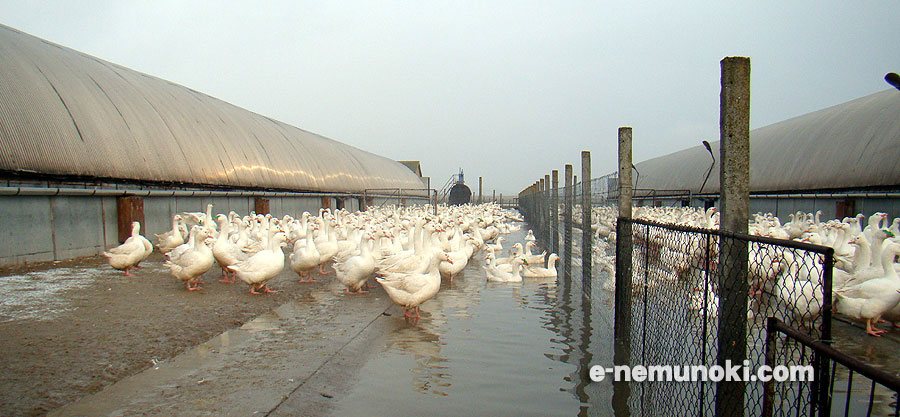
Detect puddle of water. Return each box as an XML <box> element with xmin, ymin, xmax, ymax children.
<box><xmin>331</xmin><ymin>227</ymin><xmax>615</xmax><ymax>416</ymax></box>
<box><xmin>0</xmin><ymin>267</ymin><xmax>105</xmax><ymax>322</ymax></box>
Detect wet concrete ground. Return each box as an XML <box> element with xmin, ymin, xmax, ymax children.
<box><xmin>3</xmin><ymin>223</ymin><xmax>896</xmax><ymax>416</ymax></box>
<box><xmin>51</xmin><ymin>283</ymin><xmax>395</xmax><ymax>416</ymax></box>
<box><xmin>42</xmin><ymin>225</ymin><xmax>615</xmax><ymax>416</ymax></box>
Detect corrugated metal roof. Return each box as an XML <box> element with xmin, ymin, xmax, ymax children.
<box><xmin>633</xmin><ymin>89</ymin><xmax>900</xmax><ymax>194</ymax></box>
<box><xmin>0</xmin><ymin>24</ymin><xmax>426</xmax><ymax>193</ymax></box>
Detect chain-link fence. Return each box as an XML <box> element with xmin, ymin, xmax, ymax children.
<box><xmin>621</xmin><ymin>217</ymin><xmax>834</xmax><ymax>416</ymax></box>
<box><xmin>514</xmin><ymin>173</ymin><xmax>900</xmax><ymax>416</ymax></box>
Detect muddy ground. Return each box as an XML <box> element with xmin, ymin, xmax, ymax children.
<box><xmin>0</xmin><ymin>251</ymin><xmax>332</xmax><ymax>417</ymax></box>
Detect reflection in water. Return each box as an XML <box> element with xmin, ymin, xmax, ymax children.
<box><xmin>387</xmin><ymin>324</ymin><xmax>450</xmax><ymax>396</ymax></box>
<box><xmin>331</xmin><ymin>225</ymin><xmax>617</xmax><ymax>416</ymax></box>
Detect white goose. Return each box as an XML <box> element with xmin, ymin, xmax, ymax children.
<box><xmin>485</xmin><ymin>256</ymin><xmax>525</xmax><ymax>283</ymax></box>
<box><xmin>834</xmin><ymin>242</ymin><xmax>900</xmax><ymax>336</ymax></box>
<box><xmin>494</xmin><ymin>243</ymin><xmax>524</xmax><ymax>265</ymax></box>
<box><xmin>289</xmin><ymin>225</ymin><xmax>320</xmax><ymax>283</ymax></box>
<box><xmin>103</xmin><ymin>221</ymin><xmax>150</xmax><ymax>276</ymax></box>
<box><xmin>165</xmin><ymin>226</ymin><xmax>214</xmax><ymax>291</ymax></box>
<box><xmin>523</xmin><ymin>241</ymin><xmax>547</xmax><ymax>266</ymax></box>
<box><xmin>770</xmin><ymin>252</ymin><xmax>823</xmax><ymax>326</ymax></box>
<box><xmin>134</xmin><ymin>224</ymin><xmax>153</xmax><ymax>267</ymax></box>
<box><xmin>377</xmin><ymin>250</ymin><xmax>451</xmax><ymax>319</ymax></box>
<box><xmin>334</xmin><ymin>234</ymin><xmax>376</xmax><ymax>293</ymax></box>
<box><xmin>522</xmin><ymin>253</ymin><xmax>560</xmax><ymax>278</ymax></box>
<box><xmin>315</xmin><ymin>226</ymin><xmax>340</xmax><ymax>275</ymax></box>
<box><xmin>484</xmin><ymin>236</ymin><xmax>505</xmax><ymax>254</ymax></box>
<box><xmin>229</xmin><ymin>230</ymin><xmax>288</xmax><ymax>295</ymax></box>
<box><xmin>439</xmin><ymin>238</ymin><xmax>474</xmax><ymax>279</ymax></box>
<box><xmin>212</xmin><ymin>215</ymin><xmax>248</xmax><ymax>284</ymax></box>
<box><xmin>155</xmin><ymin>215</ymin><xmax>185</xmax><ymax>254</ymax></box>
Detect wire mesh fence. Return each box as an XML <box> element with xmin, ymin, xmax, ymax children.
<box><xmin>513</xmin><ymin>174</ymin><xmax>900</xmax><ymax>416</ymax></box>
<box><xmin>621</xmin><ymin>217</ymin><xmax>834</xmax><ymax>416</ymax></box>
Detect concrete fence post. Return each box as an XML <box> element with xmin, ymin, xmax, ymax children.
<box><xmin>581</xmin><ymin>151</ymin><xmax>592</xmax><ymax>285</ymax></box>
<box><xmin>613</xmin><ymin>127</ymin><xmax>633</xmax><ymax>416</ymax></box>
<box><xmin>478</xmin><ymin>176</ymin><xmax>483</xmax><ymax>204</ymax></box>
<box><xmin>716</xmin><ymin>56</ymin><xmax>751</xmax><ymax>417</ymax></box>
<box><xmin>538</xmin><ymin>178</ymin><xmax>544</xmax><ymax>238</ymax></box>
<box><xmin>551</xmin><ymin>169</ymin><xmax>559</xmax><ymax>257</ymax></box>
<box><xmin>544</xmin><ymin>174</ymin><xmax>551</xmax><ymax>241</ymax></box>
<box><xmin>564</xmin><ymin>164</ymin><xmax>573</xmax><ymax>279</ymax></box>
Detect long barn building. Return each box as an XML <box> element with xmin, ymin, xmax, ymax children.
<box><xmin>628</xmin><ymin>88</ymin><xmax>900</xmax><ymax>219</ymax></box>
<box><xmin>0</xmin><ymin>24</ymin><xmax>426</xmax><ymax>265</ymax></box>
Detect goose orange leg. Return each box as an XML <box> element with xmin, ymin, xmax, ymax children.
<box><xmin>866</xmin><ymin>319</ymin><xmax>887</xmax><ymax>336</ymax></box>
<box><xmin>219</xmin><ymin>268</ymin><xmax>233</xmax><ymax>283</ymax></box>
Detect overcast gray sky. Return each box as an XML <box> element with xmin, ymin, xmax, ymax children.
<box><xmin>0</xmin><ymin>1</ymin><xmax>896</xmax><ymax>194</ymax></box>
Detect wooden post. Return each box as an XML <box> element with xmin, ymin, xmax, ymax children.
<box><xmin>716</xmin><ymin>56</ymin><xmax>750</xmax><ymax>417</ymax></box>
<box><xmin>116</xmin><ymin>196</ymin><xmax>145</xmax><ymax>244</ymax></box>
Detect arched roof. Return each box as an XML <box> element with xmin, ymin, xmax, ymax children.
<box><xmin>0</xmin><ymin>24</ymin><xmax>425</xmax><ymax>193</ymax></box>
<box><xmin>633</xmin><ymin>89</ymin><xmax>900</xmax><ymax>194</ymax></box>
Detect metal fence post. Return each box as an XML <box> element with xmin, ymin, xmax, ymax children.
<box><xmin>763</xmin><ymin>317</ymin><xmax>776</xmax><ymax>417</ymax></box>
<box><xmin>613</xmin><ymin>127</ymin><xmax>633</xmax><ymax>417</ymax></box>
<box><xmin>581</xmin><ymin>150</ymin><xmax>592</xmax><ymax>287</ymax></box>
<box><xmin>564</xmin><ymin>164</ymin><xmax>574</xmax><ymax>279</ymax></box>
<box><xmin>551</xmin><ymin>170</ymin><xmax>559</xmax><ymax>257</ymax></box>
<box><xmin>818</xmin><ymin>249</ymin><xmax>835</xmax><ymax>416</ymax></box>
<box><xmin>716</xmin><ymin>56</ymin><xmax>751</xmax><ymax>417</ymax></box>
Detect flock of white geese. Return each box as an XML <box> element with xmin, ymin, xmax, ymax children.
<box><xmin>103</xmin><ymin>203</ymin><xmax>559</xmax><ymax>319</ymax></box>
<box><xmin>587</xmin><ymin>206</ymin><xmax>900</xmax><ymax>336</ymax></box>
<box><xmin>102</xmin><ymin>201</ymin><xmax>899</xmax><ymax>334</ymax></box>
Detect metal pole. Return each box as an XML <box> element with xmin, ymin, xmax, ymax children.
<box><xmin>551</xmin><ymin>169</ymin><xmax>559</xmax><ymax>257</ymax></box>
<box><xmin>716</xmin><ymin>56</ymin><xmax>750</xmax><ymax>417</ymax></box>
<box><xmin>564</xmin><ymin>164</ymin><xmax>573</xmax><ymax>280</ymax></box>
<box><xmin>613</xmin><ymin>127</ymin><xmax>633</xmax><ymax>417</ymax></box>
<box><xmin>581</xmin><ymin>151</ymin><xmax>592</xmax><ymax>286</ymax></box>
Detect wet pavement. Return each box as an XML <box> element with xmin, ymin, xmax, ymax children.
<box><xmin>46</xmin><ymin>226</ymin><xmax>617</xmax><ymax>417</ymax></box>
<box><xmin>6</xmin><ymin>222</ymin><xmax>894</xmax><ymax>416</ymax></box>
<box><xmin>49</xmin><ymin>283</ymin><xmax>395</xmax><ymax>417</ymax></box>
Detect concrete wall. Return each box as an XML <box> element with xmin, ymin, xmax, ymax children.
<box><xmin>0</xmin><ymin>194</ymin><xmax>384</xmax><ymax>266</ymax></box>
